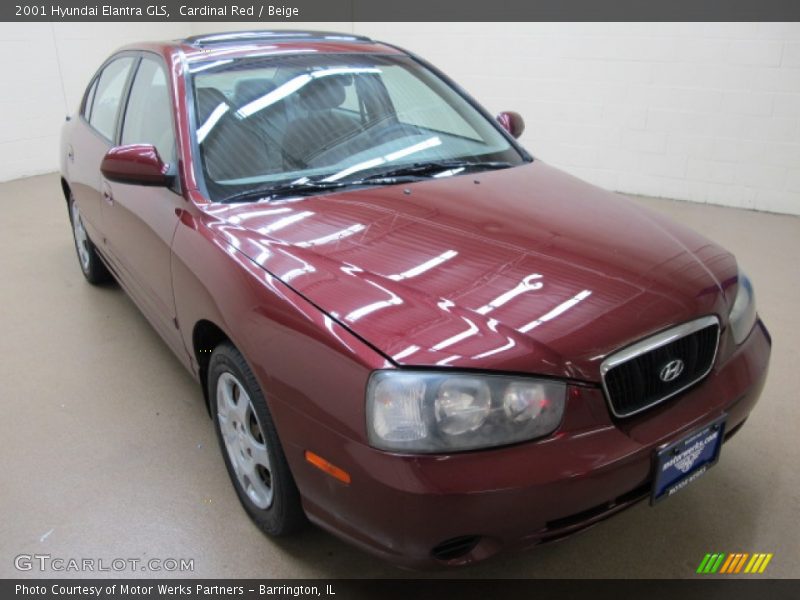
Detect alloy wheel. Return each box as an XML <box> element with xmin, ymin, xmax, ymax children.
<box><xmin>70</xmin><ymin>200</ymin><xmax>91</xmax><ymax>272</ymax></box>
<box><xmin>216</xmin><ymin>371</ymin><xmax>274</xmax><ymax>509</ymax></box>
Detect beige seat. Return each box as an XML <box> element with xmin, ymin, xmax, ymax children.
<box><xmin>195</xmin><ymin>87</ymin><xmax>276</xmax><ymax>182</ymax></box>
<box><xmin>234</xmin><ymin>78</ymin><xmax>289</xmax><ymax>147</ymax></box>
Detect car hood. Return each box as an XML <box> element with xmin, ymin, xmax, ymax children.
<box><xmin>204</xmin><ymin>161</ymin><xmax>737</xmax><ymax>381</ymax></box>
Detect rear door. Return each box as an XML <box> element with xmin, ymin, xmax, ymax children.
<box><xmin>102</xmin><ymin>54</ymin><xmax>185</xmax><ymax>355</ymax></box>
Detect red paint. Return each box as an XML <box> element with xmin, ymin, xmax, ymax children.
<box><xmin>100</xmin><ymin>144</ymin><xmax>171</xmax><ymax>186</ymax></box>
<box><xmin>60</xmin><ymin>33</ymin><xmax>771</xmax><ymax>568</ymax></box>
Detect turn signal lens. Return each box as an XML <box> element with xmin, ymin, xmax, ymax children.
<box><xmin>304</xmin><ymin>450</ymin><xmax>351</xmax><ymax>484</ymax></box>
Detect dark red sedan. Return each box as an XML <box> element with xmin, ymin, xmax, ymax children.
<box><xmin>60</xmin><ymin>30</ymin><xmax>770</xmax><ymax>568</ymax></box>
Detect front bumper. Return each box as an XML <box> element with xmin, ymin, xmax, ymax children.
<box><xmin>288</xmin><ymin>320</ymin><xmax>771</xmax><ymax>568</ymax></box>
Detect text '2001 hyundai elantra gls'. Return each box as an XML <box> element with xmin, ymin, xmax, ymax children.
<box><xmin>60</xmin><ymin>30</ymin><xmax>771</xmax><ymax>568</ymax></box>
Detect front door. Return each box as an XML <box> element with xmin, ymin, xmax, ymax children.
<box><xmin>102</xmin><ymin>55</ymin><xmax>184</xmax><ymax>355</ymax></box>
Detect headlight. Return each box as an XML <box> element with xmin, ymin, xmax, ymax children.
<box><xmin>729</xmin><ymin>271</ymin><xmax>757</xmax><ymax>345</ymax></box>
<box><xmin>366</xmin><ymin>371</ymin><xmax>566</xmax><ymax>453</ymax></box>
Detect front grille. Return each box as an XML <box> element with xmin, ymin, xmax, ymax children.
<box><xmin>601</xmin><ymin>316</ymin><xmax>720</xmax><ymax>418</ymax></box>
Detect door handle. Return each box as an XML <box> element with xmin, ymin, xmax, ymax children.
<box><xmin>102</xmin><ymin>182</ymin><xmax>114</xmax><ymax>206</ymax></box>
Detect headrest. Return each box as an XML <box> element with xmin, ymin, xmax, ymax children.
<box><xmin>235</xmin><ymin>78</ymin><xmax>278</xmax><ymax>107</ymax></box>
<box><xmin>195</xmin><ymin>87</ymin><xmax>229</xmax><ymax>124</ymax></box>
<box><xmin>299</xmin><ymin>76</ymin><xmax>347</xmax><ymax>111</ymax></box>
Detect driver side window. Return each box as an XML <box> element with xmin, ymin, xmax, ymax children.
<box><xmin>121</xmin><ymin>57</ymin><xmax>176</xmax><ymax>165</ymax></box>
<box><xmin>88</xmin><ymin>56</ymin><xmax>134</xmax><ymax>140</ymax></box>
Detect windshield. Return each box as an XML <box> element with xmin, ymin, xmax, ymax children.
<box><xmin>188</xmin><ymin>53</ymin><xmax>526</xmax><ymax>202</ymax></box>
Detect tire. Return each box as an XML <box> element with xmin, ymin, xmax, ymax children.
<box><xmin>68</xmin><ymin>193</ymin><xmax>111</xmax><ymax>285</ymax></box>
<box><xmin>209</xmin><ymin>343</ymin><xmax>306</xmax><ymax>536</ymax></box>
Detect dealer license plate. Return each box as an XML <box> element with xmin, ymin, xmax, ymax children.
<box><xmin>651</xmin><ymin>415</ymin><xmax>726</xmax><ymax>504</ymax></box>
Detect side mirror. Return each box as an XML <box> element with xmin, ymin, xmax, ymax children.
<box><xmin>496</xmin><ymin>111</ymin><xmax>525</xmax><ymax>139</ymax></box>
<box><xmin>100</xmin><ymin>144</ymin><xmax>172</xmax><ymax>187</ymax></box>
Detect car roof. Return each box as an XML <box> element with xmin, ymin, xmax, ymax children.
<box><xmin>121</xmin><ymin>30</ymin><xmax>405</xmax><ymax>64</ymax></box>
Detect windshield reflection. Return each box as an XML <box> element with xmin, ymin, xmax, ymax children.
<box><xmin>189</xmin><ymin>52</ymin><xmax>526</xmax><ymax>202</ymax></box>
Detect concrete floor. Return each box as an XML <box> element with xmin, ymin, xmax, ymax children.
<box><xmin>0</xmin><ymin>172</ymin><xmax>798</xmax><ymax>579</ymax></box>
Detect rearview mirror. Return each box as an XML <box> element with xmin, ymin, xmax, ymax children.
<box><xmin>496</xmin><ymin>111</ymin><xmax>525</xmax><ymax>139</ymax></box>
<box><xmin>100</xmin><ymin>144</ymin><xmax>172</xmax><ymax>187</ymax></box>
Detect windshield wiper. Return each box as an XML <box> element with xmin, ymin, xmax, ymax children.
<box><xmin>219</xmin><ymin>169</ymin><xmax>442</xmax><ymax>204</ymax></box>
<box><xmin>221</xmin><ymin>179</ymin><xmax>374</xmax><ymax>204</ymax></box>
<box><xmin>220</xmin><ymin>160</ymin><xmax>515</xmax><ymax>204</ymax></box>
<box><xmin>358</xmin><ymin>160</ymin><xmax>515</xmax><ymax>182</ymax></box>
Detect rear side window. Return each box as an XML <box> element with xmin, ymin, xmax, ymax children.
<box><xmin>88</xmin><ymin>56</ymin><xmax>135</xmax><ymax>141</ymax></box>
<box><xmin>121</xmin><ymin>57</ymin><xmax>175</xmax><ymax>164</ymax></box>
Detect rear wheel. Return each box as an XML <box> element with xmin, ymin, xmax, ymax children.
<box><xmin>68</xmin><ymin>194</ymin><xmax>111</xmax><ymax>284</ymax></box>
<box><xmin>209</xmin><ymin>343</ymin><xmax>305</xmax><ymax>536</ymax></box>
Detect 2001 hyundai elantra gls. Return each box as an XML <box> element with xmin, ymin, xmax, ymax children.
<box><xmin>60</xmin><ymin>30</ymin><xmax>770</xmax><ymax>567</ymax></box>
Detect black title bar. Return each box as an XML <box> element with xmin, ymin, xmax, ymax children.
<box><xmin>5</xmin><ymin>579</ymin><xmax>800</xmax><ymax>600</ymax></box>
<box><xmin>4</xmin><ymin>0</ymin><xmax>800</xmax><ymax>22</ymax></box>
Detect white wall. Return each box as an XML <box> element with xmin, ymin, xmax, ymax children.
<box><xmin>0</xmin><ymin>22</ymin><xmax>189</xmax><ymax>180</ymax></box>
<box><xmin>348</xmin><ymin>23</ymin><xmax>800</xmax><ymax>215</ymax></box>
<box><xmin>2</xmin><ymin>22</ymin><xmax>799</xmax><ymax>215</ymax></box>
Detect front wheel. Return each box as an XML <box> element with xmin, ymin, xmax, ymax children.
<box><xmin>209</xmin><ymin>343</ymin><xmax>306</xmax><ymax>536</ymax></box>
<box><xmin>68</xmin><ymin>194</ymin><xmax>111</xmax><ymax>284</ymax></box>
